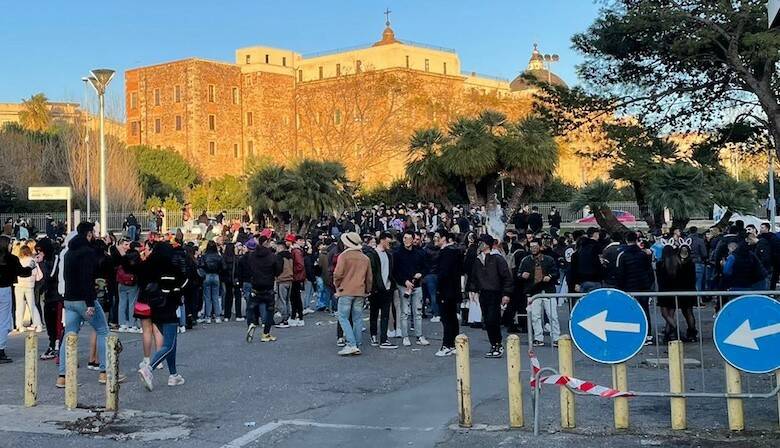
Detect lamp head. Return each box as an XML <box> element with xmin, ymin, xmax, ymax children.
<box><xmin>88</xmin><ymin>69</ymin><xmax>115</xmax><ymax>95</ymax></box>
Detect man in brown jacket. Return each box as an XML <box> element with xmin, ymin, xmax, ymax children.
<box><xmin>333</xmin><ymin>232</ymin><xmax>372</xmax><ymax>356</ymax></box>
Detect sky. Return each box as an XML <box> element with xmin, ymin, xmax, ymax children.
<box><xmin>0</xmin><ymin>0</ymin><xmax>602</xmax><ymax>117</ymax></box>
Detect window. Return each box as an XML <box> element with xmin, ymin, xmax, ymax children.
<box><xmin>334</xmin><ymin>109</ymin><xmax>341</xmax><ymax>125</ymax></box>
<box><xmin>319</xmin><ymin>66</ymin><xmax>323</xmax><ymax>80</ymax></box>
<box><xmin>233</xmin><ymin>143</ymin><xmax>239</xmax><ymax>158</ymax></box>
<box><xmin>265</xmin><ymin>54</ymin><xmax>269</xmax><ymax>64</ymax></box>
<box><xmin>245</xmin><ymin>54</ymin><xmax>251</xmax><ymax>64</ymax></box>
<box><xmin>154</xmin><ymin>118</ymin><xmax>161</xmax><ymax>133</ymax></box>
<box><xmin>154</xmin><ymin>89</ymin><xmax>160</xmax><ymax>106</ymax></box>
<box><xmin>208</xmin><ymin>114</ymin><xmax>216</xmax><ymax>131</ymax></box>
<box><xmin>405</xmin><ymin>55</ymin><xmax>410</xmax><ymax>68</ymax></box>
<box><xmin>247</xmin><ymin>140</ymin><xmax>254</xmax><ymax>157</ymax></box>
<box><xmin>315</xmin><ymin>112</ymin><xmax>320</xmax><ymax>124</ymax></box>
<box><xmin>246</xmin><ymin>112</ymin><xmax>253</xmax><ymax>126</ymax></box>
<box><xmin>282</xmin><ymin>57</ymin><xmax>287</xmax><ymax>67</ymax></box>
<box><xmin>443</xmin><ymin>62</ymin><xmax>447</xmax><ymax>75</ymax></box>
<box><xmin>175</xmin><ymin>115</ymin><xmax>182</xmax><ymax>131</ymax></box>
<box><xmin>174</xmin><ymin>85</ymin><xmax>181</xmax><ymax>103</ymax></box>
<box><xmin>298</xmin><ymin>70</ymin><xmax>303</xmax><ymax>82</ymax></box>
<box><xmin>282</xmin><ymin>115</ymin><xmax>290</xmax><ymax>126</ymax></box>
<box><xmin>130</xmin><ymin>92</ymin><xmax>137</xmax><ymax>109</ymax></box>
<box><xmin>336</xmin><ymin>63</ymin><xmax>341</xmax><ymax>76</ymax></box>
<box><xmin>425</xmin><ymin>59</ymin><xmax>430</xmax><ymax>72</ymax></box>
<box><xmin>356</xmin><ymin>60</ymin><xmax>362</xmax><ymax>73</ymax></box>
<box><xmin>232</xmin><ymin>87</ymin><xmax>239</xmax><ymax>105</ymax></box>
<box><xmin>209</xmin><ymin>141</ymin><xmax>216</xmax><ymax>156</ymax></box>
<box><xmin>131</xmin><ymin>121</ymin><xmax>139</xmax><ymax>136</ymax></box>
<box><xmin>208</xmin><ymin>85</ymin><xmax>215</xmax><ymax>102</ymax></box>
<box><xmin>296</xmin><ymin>113</ymin><xmax>301</xmax><ymax>129</ymax></box>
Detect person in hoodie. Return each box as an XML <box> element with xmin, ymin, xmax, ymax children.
<box><xmin>0</xmin><ymin>235</ymin><xmax>33</xmax><ymax>363</ymax></box>
<box><xmin>56</xmin><ymin>222</ymin><xmax>118</xmax><ymax>388</ymax></box>
<box><xmin>245</xmin><ymin>235</ymin><xmax>283</xmax><ymax>343</ymax></box>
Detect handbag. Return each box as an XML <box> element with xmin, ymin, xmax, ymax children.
<box><xmin>134</xmin><ymin>301</ymin><xmax>152</xmax><ymax>318</ymax></box>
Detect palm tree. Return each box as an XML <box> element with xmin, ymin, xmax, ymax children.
<box><xmin>19</xmin><ymin>93</ymin><xmax>51</xmax><ymax>132</ymax></box>
<box><xmin>709</xmin><ymin>176</ymin><xmax>757</xmax><ymax>230</ymax></box>
<box><xmin>647</xmin><ymin>163</ymin><xmax>709</xmax><ymax>230</ymax></box>
<box><xmin>248</xmin><ymin>164</ymin><xmax>289</xmax><ymax>228</ymax></box>
<box><xmin>439</xmin><ymin>117</ymin><xmax>497</xmax><ymax>205</ymax></box>
<box><xmin>498</xmin><ymin>117</ymin><xmax>559</xmax><ymax>215</ymax></box>
<box><xmin>570</xmin><ymin>180</ymin><xmax>629</xmax><ymax>234</ymax></box>
<box><xmin>406</xmin><ymin>128</ymin><xmax>451</xmax><ymax>207</ymax></box>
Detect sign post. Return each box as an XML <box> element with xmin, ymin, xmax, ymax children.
<box><xmin>28</xmin><ymin>187</ymin><xmax>73</xmax><ymax>233</ymax></box>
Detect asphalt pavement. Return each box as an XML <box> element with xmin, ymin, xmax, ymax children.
<box><xmin>0</xmin><ymin>304</ymin><xmax>778</xmax><ymax>448</ymax></box>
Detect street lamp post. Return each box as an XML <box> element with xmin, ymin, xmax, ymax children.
<box><xmin>81</xmin><ymin>77</ymin><xmax>91</xmax><ymax>220</ymax></box>
<box><xmin>542</xmin><ymin>53</ymin><xmax>560</xmax><ymax>84</ymax></box>
<box><xmin>87</xmin><ymin>69</ymin><xmax>115</xmax><ymax>237</ymax></box>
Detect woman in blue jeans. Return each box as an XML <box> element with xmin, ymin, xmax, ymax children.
<box><xmin>138</xmin><ymin>241</ymin><xmax>188</xmax><ymax>390</ymax></box>
<box><xmin>198</xmin><ymin>241</ymin><xmax>223</xmax><ymax>323</ymax></box>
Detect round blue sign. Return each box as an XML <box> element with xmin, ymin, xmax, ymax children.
<box><xmin>570</xmin><ymin>288</ymin><xmax>648</xmax><ymax>364</ymax></box>
<box><xmin>713</xmin><ymin>295</ymin><xmax>780</xmax><ymax>374</ymax></box>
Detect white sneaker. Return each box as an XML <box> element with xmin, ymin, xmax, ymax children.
<box><xmin>196</xmin><ymin>318</ymin><xmax>207</xmax><ymax>324</ymax></box>
<box><xmin>402</xmin><ymin>337</ymin><xmax>411</xmax><ymax>347</ymax></box>
<box><xmin>178</xmin><ymin>326</ymin><xmax>186</xmax><ymax>334</ymax></box>
<box><xmin>214</xmin><ymin>318</ymin><xmax>222</xmax><ymax>324</ymax></box>
<box><xmin>119</xmin><ymin>325</ymin><xmax>128</xmax><ymax>333</ymax></box>
<box><xmin>303</xmin><ymin>308</ymin><xmax>315</xmax><ymax>316</ymax></box>
<box><xmin>430</xmin><ymin>316</ymin><xmax>441</xmax><ymax>323</ymax></box>
<box><xmin>416</xmin><ymin>336</ymin><xmax>430</xmax><ymax>346</ymax></box>
<box><xmin>236</xmin><ymin>317</ymin><xmax>245</xmax><ymax>322</ymax></box>
<box><xmin>297</xmin><ymin>319</ymin><xmax>305</xmax><ymax>327</ymax></box>
<box><xmin>338</xmin><ymin>346</ymin><xmax>359</xmax><ymax>356</ymax></box>
<box><xmin>138</xmin><ymin>365</ymin><xmax>154</xmax><ymax>391</ymax></box>
<box><xmin>205</xmin><ymin>318</ymin><xmax>213</xmax><ymax>324</ymax></box>
<box><xmin>387</xmin><ymin>329</ymin><xmax>396</xmax><ymax>338</ymax></box>
<box><xmin>138</xmin><ymin>360</ymin><xmax>149</xmax><ymax>369</ymax></box>
<box><xmin>167</xmin><ymin>374</ymin><xmax>185</xmax><ymax>387</ymax></box>
<box><xmin>435</xmin><ymin>347</ymin><xmax>455</xmax><ymax>357</ymax></box>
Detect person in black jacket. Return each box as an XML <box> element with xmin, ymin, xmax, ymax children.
<box><xmin>471</xmin><ymin>235</ymin><xmax>513</xmax><ymax>358</ymax></box>
<box><xmin>392</xmin><ymin>231</ymin><xmax>430</xmax><ymax>347</ymax></box>
<box><xmin>57</xmin><ymin>222</ymin><xmax>114</xmax><ymax>387</ymax></box>
<box><xmin>365</xmin><ymin>232</ymin><xmax>397</xmax><ymax>349</ymax></box>
<box><xmin>245</xmin><ymin>235</ymin><xmax>283</xmax><ymax>343</ymax></box>
<box><xmin>548</xmin><ymin>206</ymin><xmax>562</xmax><ymax>230</ymax></box>
<box><xmin>616</xmin><ymin>231</ymin><xmax>655</xmax><ymax>345</ymax></box>
<box><xmin>435</xmin><ymin>231</ymin><xmax>463</xmax><ymax>356</ymax></box>
<box><xmin>137</xmin><ymin>241</ymin><xmax>189</xmax><ymax>391</ymax></box>
<box><xmin>36</xmin><ymin>238</ymin><xmax>63</xmax><ymax>360</ymax></box>
<box><xmin>528</xmin><ymin>206</ymin><xmax>543</xmax><ymax>234</ymax></box>
<box><xmin>569</xmin><ymin>228</ymin><xmax>604</xmax><ymax>293</ymax></box>
<box><xmin>221</xmin><ymin>242</ymin><xmax>243</xmax><ymax>322</ymax></box>
<box><xmin>0</xmin><ymin>235</ymin><xmax>33</xmax><ymax>363</ymax></box>
<box><xmin>519</xmin><ymin>241</ymin><xmax>560</xmax><ymax>347</ymax></box>
<box><xmin>759</xmin><ymin>222</ymin><xmax>780</xmax><ymax>289</ymax></box>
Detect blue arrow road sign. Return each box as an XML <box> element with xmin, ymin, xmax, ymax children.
<box><xmin>713</xmin><ymin>295</ymin><xmax>780</xmax><ymax>374</ymax></box>
<box><xmin>570</xmin><ymin>288</ymin><xmax>648</xmax><ymax>364</ymax></box>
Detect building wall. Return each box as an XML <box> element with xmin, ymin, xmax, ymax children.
<box><xmin>241</xmin><ymin>70</ymin><xmax>296</xmax><ymax>164</ymax></box>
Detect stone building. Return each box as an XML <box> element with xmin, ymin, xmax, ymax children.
<box><xmin>126</xmin><ymin>22</ymin><xmax>580</xmax><ymax>185</ymax></box>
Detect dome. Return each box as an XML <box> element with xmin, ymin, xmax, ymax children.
<box><xmin>373</xmin><ymin>26</ymin><xmax>400</xmax><ymax>47</ymax></box>
<box><xmin>510</xmin><ymin>44</ymin><xmax>568</xmax><ymax>91</ymax></box>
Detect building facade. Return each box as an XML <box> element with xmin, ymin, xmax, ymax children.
<box><xmin>126</xmin><ymin>24</ymin><xmax>578</xmax><ymax>185</ymax></box>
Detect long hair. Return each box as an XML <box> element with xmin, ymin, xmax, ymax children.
<box><xmin>205</xmin><ymin>240</ymin><xmax>218</xmax><ymax>254</ymax></box>
<box><xmin>0</xmin><ymin>235</ymin><xmax>10</xmax><ymax>266</ymax></box>
<box><xmin>661</xmin><ymin>245</ymin><xmax>680</xmax><ymax>277</ymax></box>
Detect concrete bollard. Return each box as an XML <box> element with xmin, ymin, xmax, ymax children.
<box><xmin>506</xmin><ymin>334</ymin><xmax>523</xmax><ymax>428</ymax></box>
<box><xmin>612</xmin><ymin>363</ymin><xmax>628</xmax><ymax>429</ymax></box>
<box><xmin>105</xmin><ymin>335</ymin><xmax>120</xmax><ymax>411</ymax></box>
<box><xmin>558</xmin><ymin>335</ymin><xmax>576</xmax><ymax>428</ymax></box>
<box><xmin>725</xmin><ymin>363</ymin><xmax>744</xmax><ymax>431</ymax></box>
<box><xmin>65</xmin><ymin>333</ymin><xmax>78</xmax><ymax>410</ymax></box>
<box><xmin>24</xmin><ymin>331</ymin><xmax>37</xmax><ymax>407</ymax></box>
<box><xmin>455</xmin><ymin>334</ymin><xmax>472</xmax><ymax>428</ymax></box>
<box><xmin>668</xmin><ymin>340</ymin><xmax>686</xmax><ymax>430</ymax></box>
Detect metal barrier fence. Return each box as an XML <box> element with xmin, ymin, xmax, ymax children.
<box><xmin>525</xmin><ymin>290</ymin><xmax>780</xmax><ymax>435</ymax></box>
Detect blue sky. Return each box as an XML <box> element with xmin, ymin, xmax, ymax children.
<box><xmin>0</xmin><ymin>1</ymin><xmax>601</xmax><ymax>115</ymax></box>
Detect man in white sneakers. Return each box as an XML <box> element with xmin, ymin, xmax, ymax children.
<box><xmin>333</xmin><ymin>232</ymin><xmax>372</xmax><ymax>356</ymax></box>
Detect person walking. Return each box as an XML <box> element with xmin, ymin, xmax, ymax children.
<box><xmin>245</xmin><ymin>234</ymin><xmax>283</xmax><ymax>343</ymax></box>
<box><xmin>333</xmin><ymin>232</ymin><xmax>372</xmax><ymax>356</ymax></box>
<box><xmin>471</xmin><ymin>235</ymin><xmax>513</xmax><ymax>358</ymax></box>
<box><xmin>434</xmin><ymin>231</ymin><xmax>463</xmax><ymax>357</ymax></box>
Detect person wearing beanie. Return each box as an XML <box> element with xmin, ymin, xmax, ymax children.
<box><xmin>333</xmin><ymin>232</ymin><xmax>372</xmax><ymax>355</ymax></box>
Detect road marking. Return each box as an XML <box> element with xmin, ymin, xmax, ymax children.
<box><xmin>723</xmin><ymin>320</ymin><xmax>780</xmax><ymax>350</ymax></box>
<box><xmin>578</xmin><ymin>310</ymin><xmax>641</xmax><ymax>342</ymax></box>
<box><xmin>220</xmin><ymin>419</ymin><xmax>435</xmax><ymax>447</ymax></box>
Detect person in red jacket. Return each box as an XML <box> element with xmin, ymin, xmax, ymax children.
<box><xmin>288</xmin><ymin>234</ymin><xmax>307</xmax><ymax>327</ymax></box>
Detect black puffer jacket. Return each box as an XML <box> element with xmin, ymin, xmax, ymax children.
<box><xmin>615</xmin><ymin>244</ymin><xmax>655</xmax><ymax>292</ymax></box>
<box><xmin>248</xmin><ymin>246</ymin><xmax>282</xmax><ymax>291</ymax></box>
<box><xmin>63</xmin><ymin>235</ymin><xmax>100</xmax><ymax>307</ymax></box>
<box><xmin>569</xmin><ymin>238</ymin><xmax>604</xmax><ymax>286</ymax></box>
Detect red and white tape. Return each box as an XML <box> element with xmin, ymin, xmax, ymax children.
<box><xmin>528</xmin><ymin>350</ymin><xmax>635</xmax><ymax>398</ymax></box>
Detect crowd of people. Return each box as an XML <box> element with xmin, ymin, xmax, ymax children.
<box><xmin>0</xmin><ymin>201</ymin><xmax>776</xmax><ymax>393</ymax></box>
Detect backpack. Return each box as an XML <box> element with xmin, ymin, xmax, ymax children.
<box><xmin>116</xmin><ymin>265</ymin><xmax>136</xmax><ymax>286</ymax></box>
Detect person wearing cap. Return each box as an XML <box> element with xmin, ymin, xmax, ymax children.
<box><xmin>471</xmin><ymin>234</ymin><xmax>513</xmax><ymax>358</ymax></box>
<box><xmin>289</xmin><ymin>234</ymin><xmax>306</xmax><ymax>326</ymax></box>
<box><xmin>392</xmin><ymin>230</ymin><xmax>431</xmax><ymax>347</ymax></box>
<box><xmin>274</xmin><ymin>236</ymin><xmax>295</xmax><ymax>328</ymax></box>
<box><xmin>333</xmin><ymin>232</ymin><xmax>372</xmax><ymax>355</ymax></box>
<box><xmin>245</xmin><ymin>235</ymin><xmax>283</xmax><ymax>343</ymax></box>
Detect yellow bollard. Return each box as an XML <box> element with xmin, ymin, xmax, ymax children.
<box><xmin>455</xmin><ymin>334</ymin><xmax>472</xmax><ymax>428</ymax></box>
<box><xmin>105</xmin><ymin>335</ymin><xmax>119</xmax><ymax>411</ymax></box>
<box><xmin>65</xmin><ymin>333</ymin><xmax>78</xmax><ymax>410</ymax></box>
<box><xmin>612</xmin><ymin>363</ymin><xmax>629</xmax><ymax>429</ymax></box>
<box><xmin>725</xmin><ymin>363</ymin><xmax>744</xmax><ymax>431</ymax></box>
<box><xmin>558</xmin><ymin>335</ymin><xmax>576</xmax><ymax>428</ymax></box>
<box><xmin>24</xmin><ymin>331</ymin><xmax>37</xmax><ymax>407</ymax></box>
<box><xmin>506</xmin><ymin>334</ymin><xmax>523</xmax><ymax>428</ymax></box>
<box><xmin>668</xmin><ymin>341</ymin><xmax>686</xmax><ymax>430</ymax></box>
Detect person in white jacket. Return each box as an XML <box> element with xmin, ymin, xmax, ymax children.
<box><xmin>15</xmin><ymin>245</ymin><xmax>42</xmax><ymax>332</ymax></box>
